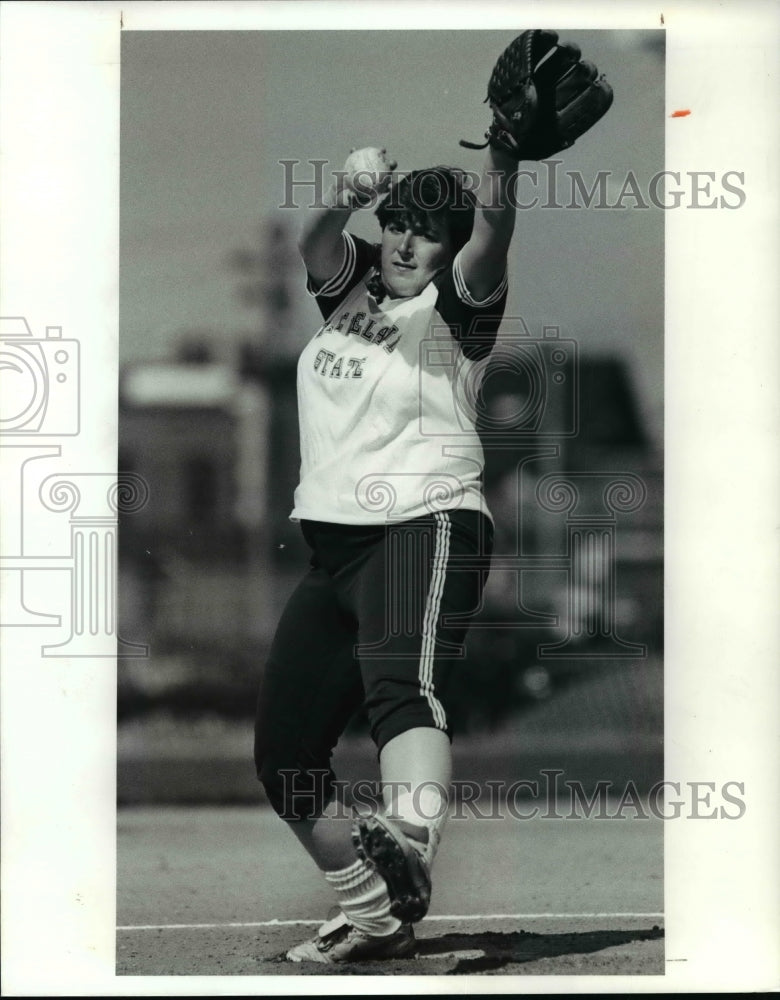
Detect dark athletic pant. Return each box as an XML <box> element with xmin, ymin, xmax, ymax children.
<box><xmin>254</xmin><ymin>509</ymin><xmax>493</xmax><ymax>820</ymax></box>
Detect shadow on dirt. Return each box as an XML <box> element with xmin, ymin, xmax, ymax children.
<box><xmin>419</xmin><ymin>926</ymin><xmax>664</xmax><ymax>974</ymax></box>
<box><xmin>270</xmin><ymin>925</ymin><xmax>664</xmax><ymax>975</ymax></box>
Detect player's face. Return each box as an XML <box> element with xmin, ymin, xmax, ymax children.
<box><xmin>380</xmin><ymin>217</ymin><xmax>454</xmax><ymax>299</ymax></box>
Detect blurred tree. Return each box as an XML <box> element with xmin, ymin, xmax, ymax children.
<box><xmin>227</xmin><ymin>221</ymin><xmax>296</xmax><ymax>357</ymax></box>
<box><xmin>176</xmin><ymin>336</ymin><xmax>215</xmax><ymax>364</ymax></box>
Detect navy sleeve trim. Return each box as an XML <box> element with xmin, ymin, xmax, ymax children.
<box><xmin>305</xmin><ymin>233</ymin><xmax>379</xmax><ymax>318</ymax></box>
<box><xmin>434</xmin><ymin>253</ymin><xmax>509</xmax><ymax>362</ymax></box>
<box><xmin>452</xmin><ymin>249</ymin><xmax>508</xmax><ymax>307</ymax></box>
<box><xmin>305</xmin><ymin>231</ymin><xmax>357</xmax><ymax>298</ymax></box>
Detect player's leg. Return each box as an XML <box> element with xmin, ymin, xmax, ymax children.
<box><xmin>351</xmin><ymin>509</ymin><xmax>493</xmax><ymax>920</ymax></box>
<box><xmin>254</xmin><ymin>562</ymin><xmax>363</xmax><ymax>871</ymax></box>
<box><xmin>255</xmin><ymin>554</ymin><xmax>409</xmax><ymax>957</ymax></box>
<box><xmin>379</xmin><ymin>724</ymin><xmax>452</xmax><ymax>862</ymax></box>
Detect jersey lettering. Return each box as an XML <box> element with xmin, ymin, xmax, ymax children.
<box><xmin>374</xmin><ymin>325</ymin><xmax>394</xmax><ymax>345</ymax></box>
<box><xmin>360</xmin><ymin>318</ymin><xmax>377</xmax><ymax>341</ymax></box>
<box><xmin>348</xmin><ymin>312</ymin><xmax>366</xmax><ymax>336</ymax></box>
<box><xmin>313</xmin><ymin>348</ymin><xmax>335</xmax><ymax>373</ymax></box>
<box><xmin>313</xmin><ymin>349</ymin><xmax>366</xmax><ymax>379</ymax></box>
<box><xmin>319</xmin><ymin>306</ymin><xmax>399</xmax><ymax>350</ymax></box>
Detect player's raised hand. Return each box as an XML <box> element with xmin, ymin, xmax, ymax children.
<box><xmin>340</xmin><ymin>147</ymin><xmax>398</xmax><ymax>208</ymax></box>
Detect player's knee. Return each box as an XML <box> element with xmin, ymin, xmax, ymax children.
<box><xmin>256</xmin><ymin>754</ymin><xmax>335</xmax><ymax>821</ymax></box>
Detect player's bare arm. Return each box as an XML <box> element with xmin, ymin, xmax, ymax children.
<box><xmin>457</xmin><ymin>145</ymin><xmax>519</xmax><ymax>302</ymax></box>
<box><xmin>298</xmin><ymin>146</ymin><xmax>397</xmax><ymax>286</ymax></box>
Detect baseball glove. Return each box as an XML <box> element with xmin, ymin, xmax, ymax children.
<box><xmin>460</xmin><ymin>29</ymin><xmax>614</xmax><ymax>160</ymax></box>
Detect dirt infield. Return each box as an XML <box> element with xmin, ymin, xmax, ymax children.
<box><xmin>117</xmin><ymin>918</ymin><xmax>664</xmax><ymax>976</ymax></box>
<box><xmin>117</xmin><ymin>805</ymin><xmax>664</xmax><ymax>977</ymax></box>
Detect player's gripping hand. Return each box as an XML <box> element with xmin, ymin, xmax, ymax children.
<box><xmin>332</xmin><ymin>147</ymin><xmax>398</xmax><ymax>209</ymax></box>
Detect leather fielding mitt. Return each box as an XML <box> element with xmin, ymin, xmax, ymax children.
<box><xmin>460</xmin><ymin>29</ymin><xmax>614</xmax><ymax>160</ymax></box>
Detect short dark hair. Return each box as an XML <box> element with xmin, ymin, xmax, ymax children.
<box><xmin>375</xmin><ymin>166</ymin><xmax>476</xmax><ymax>253</ymax></box>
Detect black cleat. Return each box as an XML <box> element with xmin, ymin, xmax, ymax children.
<box><xmin>352</xmin><ymin>811</ymin><xmax>432</xmax><ymax>923</ymax></box>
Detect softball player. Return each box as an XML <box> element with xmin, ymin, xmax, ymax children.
<box><xmin>253</xmin><ymin>140</ymin><xmax>519</xmax><ymax>964</ymax></box>
<box><xmin>253</xmin><ymin>29</ymin><xmax>613</xmax><ymax>965</ymax></box>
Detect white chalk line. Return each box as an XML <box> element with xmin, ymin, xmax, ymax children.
<box><xmin>118</xmin><ymin>912</ymin><xmax>664</xmax><ymax>932</ymax></box>
<box><xmin>420</xmin><ymin>949</ymin><xmax>486</xmax><ymax>961</ymax></box>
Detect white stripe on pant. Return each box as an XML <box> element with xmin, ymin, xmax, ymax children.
<box><xmin>418</xmin><ymin>511</ymin><xmax>451</xmax><ymax>730</ymax></box>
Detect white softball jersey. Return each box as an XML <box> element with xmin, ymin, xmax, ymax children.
<box><xmin>291</xmin><ymin>232</ymin><xmax>508</xmax><ymax>525</ymax></box>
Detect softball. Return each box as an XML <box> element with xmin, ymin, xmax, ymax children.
<box><xmin>343</xmin><ymin>147</ymin><xmax>397</xmax><ymax>201</ymax></box>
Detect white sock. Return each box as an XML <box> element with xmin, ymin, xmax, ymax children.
<box><xmin>323</xmin><ymin>858</ymin><xmax>401</xmax><ymax>936</ymax></box>
<box><xmin>387</xmin><ymin>786</ymin><xmax>449</xmax><ymax>870</ymax></box>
